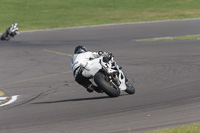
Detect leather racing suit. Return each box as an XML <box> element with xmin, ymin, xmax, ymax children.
<box><xmin>71</xmin><ymin>51</ymin><xmax>102</xmax><ymax>92</ymax></box>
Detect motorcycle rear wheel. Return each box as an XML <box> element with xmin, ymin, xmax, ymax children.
<box><xmin>0</xmin><ymin>33</ymin><xmax>10</xmax><ymax>41</ymax></box>
<box><xmin>94</xmin><ymin>72</ymin><xmax>120</xmax><ymax>97</ymax></box>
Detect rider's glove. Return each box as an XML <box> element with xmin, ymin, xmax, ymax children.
<box><xmin>102</xmin><ymin>52</ymin><xmax>113</xmax><ymax>62</ymax></box>
<box><xmin>98</xmin><ymin>51</ymin><xmax>113</xmax><ymax>62</ymax></box>
<box><xmin>107</xmin><ymin>52</ymin><xmax>113</xmax><ymax>60</ymax></box>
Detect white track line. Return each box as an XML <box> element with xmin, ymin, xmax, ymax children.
<box><xmin>18</xmin><ymin>18</ymin><xmax>200</xmax><ymax>33</ymax></box>
<box><xmin>1</xmin><ymin>18</ymin><xmax>200</xmax><ymax>35</ymax></box>
<box><xmin>0</xmin><ymin>18</ymin><xmax>200</xmax><ymax>35</ymax></box>
<box><xmin>0</xmin><ymin>95</ymin><xmax>19</xmax><ymax>107</ymax></box>
<box><xmin>0</xmin><ymin>97</ymin><xmax>8</xmax><ymax>101</ymax></box>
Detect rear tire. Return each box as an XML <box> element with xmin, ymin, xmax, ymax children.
<box><xmin>0</xmin><ymin>33</ymin><xmax>9</xmax><ymax>41</ymax></box>
<box><xmin>125</xmin><ymin>82</ymin><xmax>135</xmax><ymax>94</ymax></box>
<box><xmin>94</xmin><ymin>72</ymin><xmax>120</xmax><ymax>97</ymax></box>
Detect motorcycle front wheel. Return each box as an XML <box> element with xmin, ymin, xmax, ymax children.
<box><xmin>125</xmin><ymin>81</ymin><xmax>135</xmax><ymax>94</ymax></box>
<box><xmin>94</xmin><ymin>72</ymin><xmax>120</xmax><ymax>97</ymax></box>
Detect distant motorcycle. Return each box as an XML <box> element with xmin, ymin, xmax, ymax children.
<box><xmin>81</xmin><ymin>53</ymin><xmax>135</xmax><ymax>97</ymax></box>
<box><xmin>1</xmin><ymin>23</ymin><xmax>19</xmax><ymax>41</ymax></box>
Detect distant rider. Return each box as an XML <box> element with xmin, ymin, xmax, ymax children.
<box><xmin>71</xmin><ymin>45</ymin><xmax>112</xmax><ymax>93</ymax></box>
<box><xmin>0</xmin><ymin>23</ymin><xmax>19</xmax><ymax>41</ymax></box>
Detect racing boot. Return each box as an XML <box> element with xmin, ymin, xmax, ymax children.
<box><xmin>87</xmin><ymin>84</ymin><xmax>94</xmax><ymax>93</ymax></box>
<box><xmin>87</xmin><ymin>84</ymin><xmax>103</xmax><ymax>93</ymax></box>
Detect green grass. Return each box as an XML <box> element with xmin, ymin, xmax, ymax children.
<box><xmin>147</xmin><ymin>123</ymin><xmax>200</xmax><ymax>133</ymax></box>
<box><xmin>1</xmin><ymin>0</ymin><xmax>200</xmax><ymax>32</ymax></box>
<box><xmin>136</xmin><ymin>34</ymin><xmax>200</xmax><ymax>41</ymax></box>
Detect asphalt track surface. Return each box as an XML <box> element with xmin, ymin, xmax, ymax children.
<box><xmin>0</xmin><ymin>19</ymin><xmax>200</xmax><ymax>133</ymax></box>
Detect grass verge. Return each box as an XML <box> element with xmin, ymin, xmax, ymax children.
<box><xmin>1</xmin><ymin>0</ymin><xmax>200</xmax><ymax>32</ymax></box>
<box><xmin>147</xmin><ymin>123</ymin><xmax>200</xmax><ymax>133</ymax></box>
<box><xmin>136</xmin><ymin>34</ymin><xmax>200</xmax><ymax>41</ymax></box>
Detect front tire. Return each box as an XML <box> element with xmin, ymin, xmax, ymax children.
<box><xmin>125</xmin><ymin>82</ymin><xmax>135</xmax><ymax>94</ymax></box>
<box><xmin>94</xmin><ymin>72</ymin><xmax>120</xmax><ymax>97</ymax></box>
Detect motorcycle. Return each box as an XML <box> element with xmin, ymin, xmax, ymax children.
<box><xmin>81</xmin><ymin>53</ymin><xmax>135</xmax><ymax>97</ymax></box>
<box><xmin>1</xmin><ymin>23</ymin><xmax>19</xmax><ymax>41</ymax></box>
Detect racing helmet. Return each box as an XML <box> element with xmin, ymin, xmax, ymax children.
<box><xmin>74</xmin><ymin>45</ymin><xmax>87</xmax><ymax>54</ymax></box>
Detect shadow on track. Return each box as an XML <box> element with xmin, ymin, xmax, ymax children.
<box><xmin>32</xmin><ymin>96</ymin><xmax>110</xmax><ymax>104</ymax></box>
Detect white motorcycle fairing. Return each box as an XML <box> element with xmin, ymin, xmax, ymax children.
<box><xmin>81</xmin><ymin>56</ymin><xmax>127</xmax><ymax>91</ymax></box>
<box><xmin>81</xmin><ymin>57</ymin><xmax>102</xmax><ymax>78</ymax></box>
<box><xmin>118</xmin><ymin>69</ymin><xmax>126</xmax><ymax>90</ymax></box>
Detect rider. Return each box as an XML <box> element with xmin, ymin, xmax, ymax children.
<box><xmin>71</xmin><ymin>45</ymin><xmax>112</xmax><ymax>93</ymax></box>
<box><xmin>0</xmin><ymin>23</ymin><xmax>19</xmax><ymax>41</ymax></box>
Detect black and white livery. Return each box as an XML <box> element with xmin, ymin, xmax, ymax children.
<box><xmin>71</xmin><ymin>46</ymin><xmax>135</xmax><ymax>97</ymax></box>
<box><xmin>84</xmin><ymin>53</ymin><xmax>135</xmax><ymax>97</ymax></box>
<box><xmin>1</xmin><ymin>23</ymin><xmax>19</xmax><ymax>41</ymax></box>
